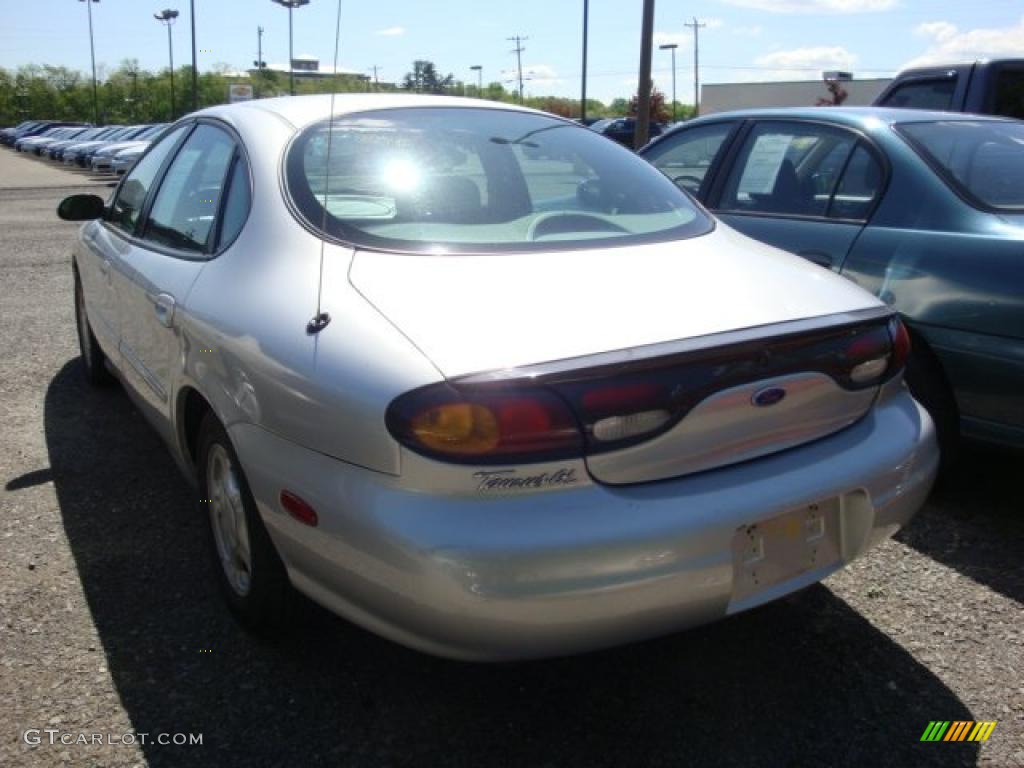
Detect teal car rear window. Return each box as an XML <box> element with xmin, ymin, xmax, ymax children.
<box><xmin>898</xmin><ymin>120</ymin><xmax>1024</xmax><ymax>210</ymax></box>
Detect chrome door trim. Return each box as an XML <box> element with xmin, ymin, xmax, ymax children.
<box><xmin>119</xmin><ymin>339</ymin><xmax>168</xmax><ymax>403</ymax></box>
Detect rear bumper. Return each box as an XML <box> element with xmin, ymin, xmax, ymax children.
<box><xmin>231</xmin><ymin>386</ymin><xmax>937</xmax><ymax>661</ymax></box>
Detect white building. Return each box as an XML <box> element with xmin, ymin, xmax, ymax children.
<box><xmin>700</xmin><ymin>77</ymin><xmax>893</xmax><ymax>115</ymax></box>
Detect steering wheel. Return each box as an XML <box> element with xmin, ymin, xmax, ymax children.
<box><xmin>527</xmin><ymin>212</ymin><xmax>628</xmax><ymax>241</ymax></box>
<box><xmin>672</xmin><ymin>174</ymin><xmax>703</xmax><ymax>194</ymax></box>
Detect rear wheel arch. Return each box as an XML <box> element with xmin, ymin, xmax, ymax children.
<box><xmin>903</xmin><ymin>322</ymin><xmax>960</xmax><ymax>462</ymax></box>
<box><xmin>178</xmin><ymin>386</ymin><xmax>215</xmax><ymax>468</ymax></box>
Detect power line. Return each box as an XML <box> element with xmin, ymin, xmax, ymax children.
<box><xmin>507</xmin><ymin>35</ymin><xmax>527</xmax><ymax>103</ymax></box>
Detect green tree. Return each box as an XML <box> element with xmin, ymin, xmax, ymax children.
<box><xmin>402</xmin><ymin>60</ymin><xmax>454</xmax><ymax>94</ymax></box>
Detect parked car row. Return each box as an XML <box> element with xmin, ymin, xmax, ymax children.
<box><xmin>1</xmin><ymin>119</ymin><xmax>167</xmax><ymax>176</ymax></box>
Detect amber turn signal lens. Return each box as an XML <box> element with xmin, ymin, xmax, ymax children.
<box><xmin>411</xmin><ymin>403</ymin><xmax>500</xmax><ymax>454</ymax></box>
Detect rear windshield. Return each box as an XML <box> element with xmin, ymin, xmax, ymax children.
<box><xmin>285</xmin><ymin>107</ymin><xmax>711</xmax><ymax>253</ymax></box>
<box><xmin>898</xmin><ymin>120</ymin><xmax>1024</xmax><ymax>209</ymax></box>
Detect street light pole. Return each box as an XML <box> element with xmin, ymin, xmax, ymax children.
<box><xmin>659</xmin><ymin>43</ymin><xmax>678</xmax><ymax>123</ymax></box>
<box><xmin>271</xmin><ymin>0</ymin><xmax>310</xmax><ymax>97</ymax></box>
<box><xmin>470</xmin><ymin>65</ymin><xmax>482</xmax><ymax>97</ymax></box>
<box><xmin>79</xmin><ymin>0</ymin><xmax>100</xmax><ymax>125</ymax></box>
<box><xmin>155</xmin><ymin>9</ymin><xmax>179</xmax><ymax>120</ymax></box>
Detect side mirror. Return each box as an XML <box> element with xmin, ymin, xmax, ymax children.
<box><xmin>57</xmin><ymin>194</ymin><xmax>105</xmax><ymax>221</ymax></box>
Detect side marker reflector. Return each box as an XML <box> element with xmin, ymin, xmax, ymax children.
<box><xmin>280</xmin><ymin>490</ymin><xmax>318</xmax><ymax>527</ymax></box>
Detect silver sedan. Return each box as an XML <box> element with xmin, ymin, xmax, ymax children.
<box><xmin>58</xmin><ymin>95</ymin><xmax>938</xmax><ymax>660</ymax></box>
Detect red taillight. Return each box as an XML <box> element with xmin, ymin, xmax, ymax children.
<box><xmin>280</xmin><ymin>491</ymin><xmax>318</xmax><ymax>527</ymax></box>
<box><xmin>386</xmin><ymin>384</ymin><xmax>583</xmax><ymax>464</ymax></box>
<box><xmin>581</xmin><ymin>381</ymin><xmax>665</xmax><ymax>416</ymax></box>
<box><xmin>888</xmin><ymin>316</ymin><xmax>912</xmax><ymax>375</ymax></box>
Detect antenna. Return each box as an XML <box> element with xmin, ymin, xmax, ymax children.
<box><xmin>307</xmin><ymin>0</ymin><xmax>343</xmax><ymax>334</ymax></box>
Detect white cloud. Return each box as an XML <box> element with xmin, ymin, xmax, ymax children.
<box><xmin>753</xmin><ymin>46</ymin><xmax>859</xmax><ymax>79</ymax></box>
<box><xmin>375</xmin><ymin>26</ymin><xmax>405</xmax><ymax>36</ymax></box>
<box><xmin>719</xmin><ymin>0</ymin><xmax>895</xmax><ymax>13</ymax></box>
<box><xmin>904</xmin><ymin>17</ymin><xmax>1024</xmax><ymax>68</ymax></box>
<box><xmin>523</xmin><ymin>64</ymin><xmax>562</xmax><ymax>88</ymax></box>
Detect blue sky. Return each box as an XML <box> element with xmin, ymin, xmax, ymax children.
<box><xmin>2</xmin><ymin>0</ymin><xmax>1024</xmax><ymax>103</ymax></box>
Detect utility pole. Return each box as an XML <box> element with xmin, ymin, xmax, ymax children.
<box><xmin>684</xmin><ymin>16</ymin><xmax>706</xmax><ymax>116</ymax></box>
<box><xmin>190</xmin><ymin>0</ymin><xmax>198</xmax><ymax>111</ymax></box>
<box><xmin>469</xmin><ymin>65</ymin><xmax>482</xmax><ymax>97</ymax></box>
<box><xmin>580</xmin><ymin>0</ymin><xmax>589</xmax><ymax>122</ymax></box>
<box><xmin>79</xmin><ymin>0</ymin><xmax>100</xmax><ymax>126</ymax></box>
<box><xmin>635</xmin><ymin>0</ymin><xmax>655</xmax><ymax>149</ymax></box>
<box><xmin>507</xmin><ymin>35</ymin><xmax>527</xmax><ymax>104</ymax></box>
<box><xmin>369</xmin><ymin>65</ymin><xmax>380</xmax><ymax>91</ymax></box>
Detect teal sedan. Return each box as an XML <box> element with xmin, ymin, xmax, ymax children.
<box><xmin>641</xmin><ymin>107</ymin><xmax>1024</xmax><ymax>455</ymax></box>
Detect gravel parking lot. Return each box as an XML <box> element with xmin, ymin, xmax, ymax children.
<box><xmin>0</xmin><ymin>148</ymin><xmax>1021</xmax><ymax>768</ymax></box>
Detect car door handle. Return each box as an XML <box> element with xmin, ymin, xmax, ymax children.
<box><xmin>798</xmin><ymin>250</ymin><xmax>834</xmax><ymax>269</ymax></box>
<box><xmin>152</xmin><ymin>293</ymin><xmax>176</xmax><ymax>328</ymax></box>
<box><xmin>98</xmin><ymin>259</ymin><xmax>110</xmax><ymax>275</ymax></box>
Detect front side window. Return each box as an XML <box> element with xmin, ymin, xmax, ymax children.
<box><xmin>719</xmin><ymin>122</ymin><xmax>857</xmax><ymax>217</ymax></box>
<box><xmin>643</xmin><ymin>122</ymin><xmax>735</xmax><ymax>195</ymax></box>
<box><xmin>898</xmin><ymin>120</ymin><xmax>1024</xmax><ymax>209</ymax></box>
<box><xmin>285</xmin><ymin>107</ymin><xmax>711</xmax><ymax>253</ymax></box>
<box><xmin>108</xmin><ymin>124</ymin><xmax>190</xmax><ymax>234</ymax></box>
<box><xmin>878</xmin><ymin>77</ymin><xmax>956</xmax><ymax>111</ymax></box>
<box><xmin>143</xmin><ymin>124</ymin><xmax>238</xmax><ymax>253</ymax></box>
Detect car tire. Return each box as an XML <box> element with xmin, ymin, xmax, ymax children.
<box><xmin>197</xmin><ymin>412</ymin><xmax>292</xmax><ymax>633</ymax></box>
<box><xmin>74</xmin><ymin>272</ymin><xmax>115</xmax><ymax>387</ymax></box>
<box><xmin>904</xmin><ymin>338</ymin><xmax>959</xmax><ymax>467</ymax></box>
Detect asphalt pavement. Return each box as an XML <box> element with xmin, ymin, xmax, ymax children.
<box><xmin>0</xmin><ymin>148</ymin><xmax>1021</xmax><ymax>768</ymax></box>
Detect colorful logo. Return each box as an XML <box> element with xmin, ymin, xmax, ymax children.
<box><xmin>920</xmin><ymin>721</ymin><xmax>997</xmax><ymax>742</ymax></box>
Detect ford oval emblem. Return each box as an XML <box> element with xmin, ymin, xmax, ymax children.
<box><xmin>752</xmin><ymin>387</ymin><xmax>787</xmax><ymax>407</ymax></box>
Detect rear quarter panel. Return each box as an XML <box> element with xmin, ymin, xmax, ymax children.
<box><xmin>841</xmin><ymin>128</ymin><xmax>1024</xmax><ymax>435</ymax></box>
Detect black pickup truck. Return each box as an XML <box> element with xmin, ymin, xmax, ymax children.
<box><xmin>873</xmin><ymin>59</ymin><xmax>1024</xmax><ymax>118</ymax></box>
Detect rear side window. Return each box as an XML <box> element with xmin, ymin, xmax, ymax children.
<box><xmin>992</xmin><ymin>69</ymin><xmax>1024</xmax><ymax>119</ymax></box>
<box><xmin>878</xmin><ymin>78</ymin><xmax>956</xmax><ymax>111</ymax></box>
<box><xmin>285</xmin><ymin>107</ymin><xmax>711</xmax><ymax>253</ymax></box>
<box><xmin>829</xmin><ymin>145</ymin><xmax>884</xmax><ymax>220</ymax></box>
<box><xmin>108</xmin><ymin>124</ymin><xmax>190</xmax><ymax>235</ymax></box>
<box><xmin>143</xmin><ymin>124</ymin><xmax>238</xmax><ymax>253</ymax></box>
<box><xmin>898</xmin><ymin>120</ymin><xmax>1024</xmax><ymax>209</ymax></box>
<box><xmin>217</xmin><ymin>156</ymin><xmax>251</xmax><ymax>249</ymax></box>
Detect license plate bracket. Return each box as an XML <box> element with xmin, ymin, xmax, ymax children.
<box><xmin>730</xmin><ymin>498</ymin><xmax>842</xmax><ymax>604</ymax></box>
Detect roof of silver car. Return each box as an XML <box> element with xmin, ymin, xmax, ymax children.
<box><xmin>196</xmin><ymin>93</ymin><xmax>540</xmax><ymax>130</ymax></box>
